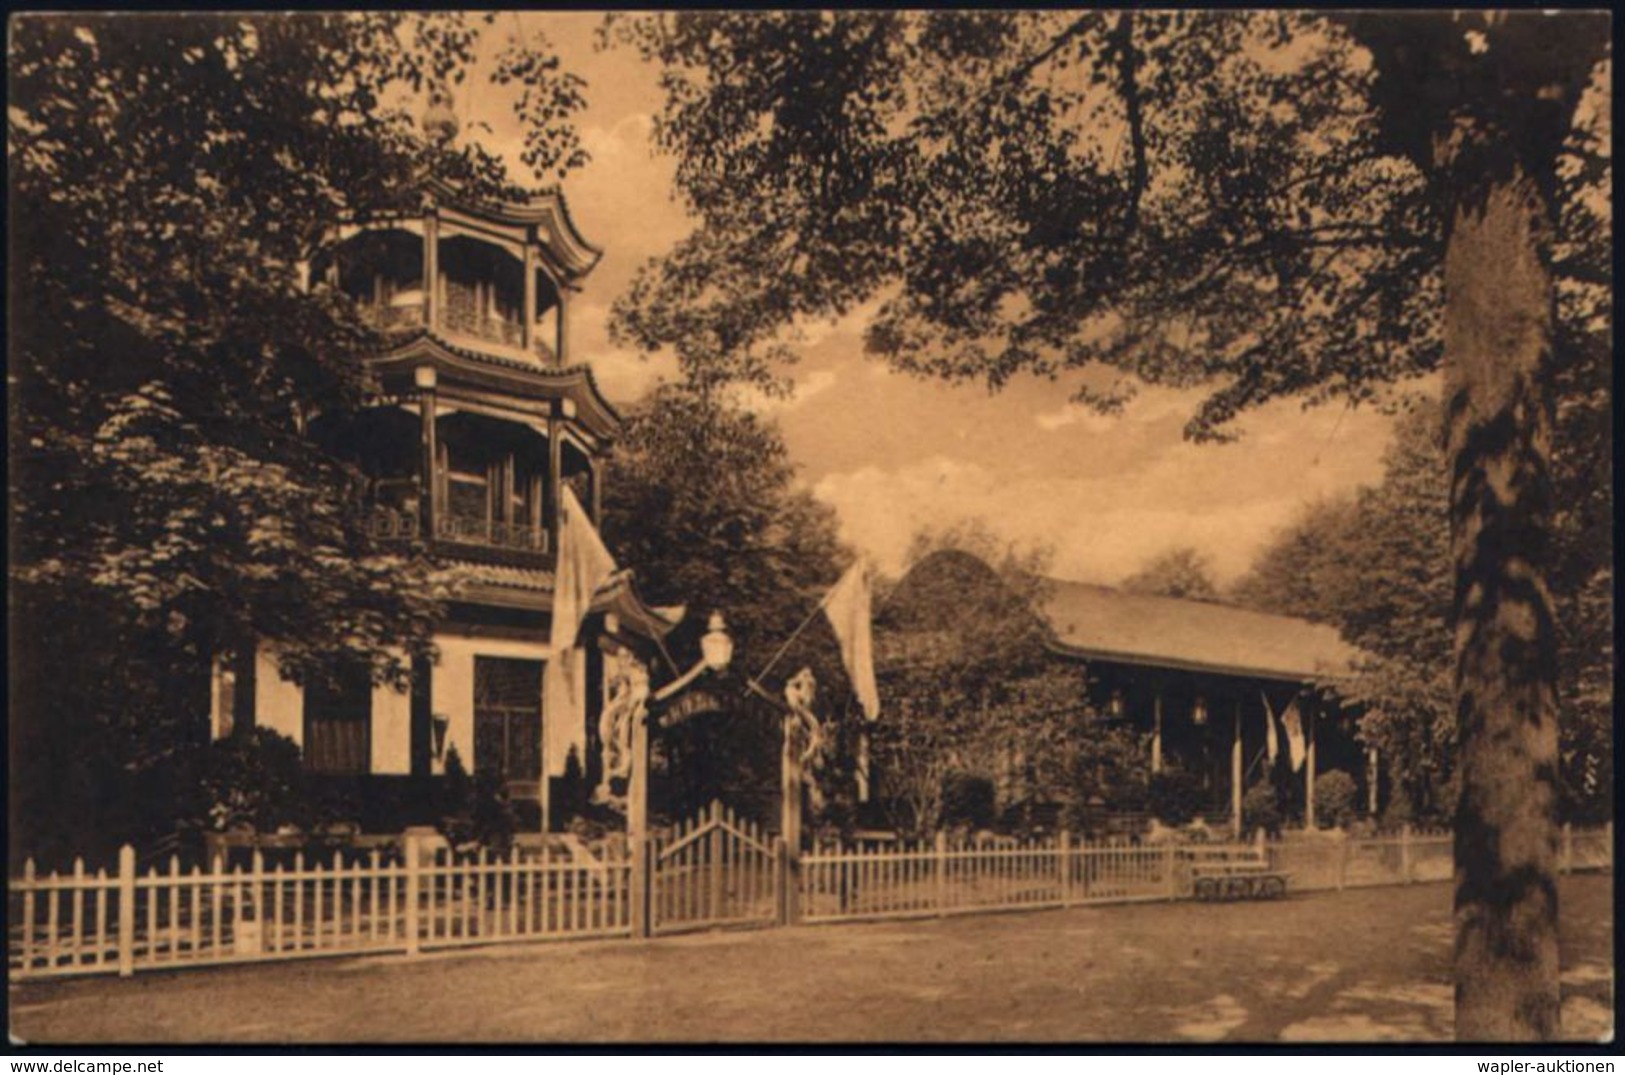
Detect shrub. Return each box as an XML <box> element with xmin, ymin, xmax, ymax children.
<box><xmin>1146</xmin><ymin>768</ymin><xmax>1205</xmax><ymax>827</ymax></box>
<box><xmin>434</xmin><ymin>748</ymin><xmax>518</xmax><ymax>852</ymax></box>
<box><xmin>187</xmin><ymin>728</ymin><xmax>310</xmax><ymax>834</ymax></box>
<box><xmin>1243</xmin><ymin>780</ymin><xmax>1284</xmax><ymax>837</ymax></box>
<box><xmin>941</xmin><ymin>772</ymin><xmax>997</xmax><ymax>830</ymax></box>
<box><xmin>1315</xmin><ymin>770</ymin><xmax>1358</xmax><ymax>829</ymax></box>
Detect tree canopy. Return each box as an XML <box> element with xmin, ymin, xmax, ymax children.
<box><xmin>600</xmin><ymin>384</ymin><xmax>851</xmax><ymax>824</ymax></box>
<box><xmin>873</xmin><ymin>522</ymin><xmax>1089</xmax><ymax>833</ymax></box>
<box><xmin>606</xmin><ymin>10</ymin><xmax>1609</xmax><ymax>1037</ymax></box>
<box><xmin>1119</xmin><ymin>546</ymin><xmax>1221</xmax><ymax>602</ymax></box>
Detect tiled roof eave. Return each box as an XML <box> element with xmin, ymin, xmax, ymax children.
<box><xmin>1043</xmin><ymin>637</ymin><xmax>1354</xmax><ymax>686</ymax></box>
<box><xmin>361</xmin><ymin>330</ymin><xmax>623</xmax><ymax>434</ymax></box>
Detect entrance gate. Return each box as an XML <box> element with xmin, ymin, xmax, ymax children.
<box><xmin>649</xmin><ymin>801</ymin><xmax>783</xmax><ymax>935</ymax></box>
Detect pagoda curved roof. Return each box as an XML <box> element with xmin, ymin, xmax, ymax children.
<box><xmin>365</xmin><ymin>331</ymin><xmax>622</xmax><ymax>442</ymax></box>
<box><xmin>425</xmin><ymin>177</ymin><xmax>602</xmax><ymax>282</ymax></box>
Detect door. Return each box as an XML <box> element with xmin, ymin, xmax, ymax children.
<box><xmin>472</xmin><ymin>656</ymin><xmax>543</xmax><ymax>796</ymax></box>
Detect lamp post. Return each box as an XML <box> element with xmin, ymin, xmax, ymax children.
<box><xmin>628</xmin><ymin>612</ymin><xmax>732</xmax><ymax>937</ymax></box>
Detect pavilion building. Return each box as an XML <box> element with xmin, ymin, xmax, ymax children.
<box><xmin>878</xmin><ymin>550</ymin><xmax>1373</xmax><ymax>835</ymax></box>
<box><xmin>208</xmin><ymin>178</ymin><xmax>679</xmax><ymax>832</ymax></box>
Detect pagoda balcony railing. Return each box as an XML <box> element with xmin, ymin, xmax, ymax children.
<box><xmin>361</xmin><ymin>303</ymin><xmax>427</xmax><ymax>334</ymax></box>
<box><xmin>357</xmin><ymin>295</ymin><xmax>557</xmax><ymax>361</ymax></box>
<box><xmin>443</xmin><ymin>304</ymin><xmax>526</xmax><ymax>350</ymax></box>
<box><xmin>362</xmin><ymin>505</ymin><xmax>421</xmax><ymax>542</ymax></box>
<box><xmin>435</xmin><ymin>513</ymin><xmax>550</xmax><ymax>554</ymax></box>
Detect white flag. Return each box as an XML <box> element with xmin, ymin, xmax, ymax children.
<box><xmin>823</xmin><ymin>561</ymin><xmax>880</xmax><ymax>722</ymax></box>
<box><xmin>1280</xmin><ymin>697</ymin><xmax>1307</xmax><ymax>773</ymax></box>
<box><xmin>549</xmin><ymin>486</ymin><xmax>618</xmax><ymax>655</ymax></box>
<box><xmin>545</xmin><ymin>487</ymin><xmax>618</xmax><ymax>777</ymax></box>
<box><xmin>1261</xmin><ymin>691</ymin><xmax>1280</xmax><ymax>765</ymax></box>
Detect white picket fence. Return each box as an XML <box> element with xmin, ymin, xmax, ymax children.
<box><xmin>799</xmin><ymin>833</ymin><xmax>1176</xmax><ymax>923</ymax></box>
<box><xmin>797</xmin><ymin>822</ymin><xmax>1612</xmax><ymax>925</ymax></box>
<box><xmin>10</xmin><ymin>822</ymin><xmax>1610</xmax><ymax>980</ymax></box>
<box><xmin>9</xmin><ymin>837</ymin><xmax>632</xmax><ymax>981</ymax></box>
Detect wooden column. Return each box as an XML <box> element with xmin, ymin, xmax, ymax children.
<box><xmin>1151</xmin><ymin>689</ymin><xmax>1164</xmax><ymax>775</ymax></box>
<box><xmin>230</xmin><ymin>641</ymin><xmax>258</xmax><ymax>738</ymax></box>
<box><xmin>1231</xmin><ymin>697</ymin><xmax>1243</xmax><ymax>838</ymax></box>
<box><xmin>522</xmin><ymin>239</ymin><xmax>537</xmax><ymax>354</ymax></box>
<box><xmin>544</xmin><ymin>414</ymin><xmax>563</xmax><ymax>541</ymax></box>
<box><xmin>554</xmin><ymin>288</ymin><xmax>569</xmax><ymax>367</ymax></box>
<box><xmin>589</xmin><ymin>457</ymin><xmax>603</xmax><ymax>525</ymax></box>
<box><xmin>1367</xmin><ymin>746</ymin><xmax>1380</xmax><ymax>816</ymax></box>
<box><xmin>1304</xmin><ymin>694</ymin><xmax>1318</xmax><ymax>831</ymax></box>
<box><xmin>416</xmin><ymin>367</ymin><xmax>438</xmax><ymax>541</ymax></box>
<box><xmin>628</xmin><ymin>699</ymin><xmax>651</xmax><ymax>937</ymax></box>
<box><xmin>423</xmin><ymin>210</ymin><xmax>439</xmax><ymax>331</ymax></box>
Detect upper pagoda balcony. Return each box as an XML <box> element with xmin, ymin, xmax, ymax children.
<box><xmin>311</xmin><ymin>181</ymin><xmax>602</xmax><ymax>369</ymax></box>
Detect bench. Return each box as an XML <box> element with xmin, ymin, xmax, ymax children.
<box><xmin>1187</xmin><ymin>848</ymin><xmax>1290</xmax><ymax>901</ymax></box>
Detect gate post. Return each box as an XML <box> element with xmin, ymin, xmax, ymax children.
<box><xmin>116</xmin><ymin>844</ymin><xmax>136</xmax><ymax>977</ymax></box>
<box><xmin>708</xmin><ymin>802</ymin><xmax>724</xmax><ymax>923</ymax></box>
<box><xmin>1399</xmin><ymin>823</ymin><xmax>1413</xmax><ymax>884</ymax></box>
<box><xmin>631</xmin><ymin>834</ymin><xmax>652</xmax><ymax>938</ymax></box>
<box><xmin>773</xmin><ymin>838</ymin><xmax>788</xmax><ymax>925</ymax></box>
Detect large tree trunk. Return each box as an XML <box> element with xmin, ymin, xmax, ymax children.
<box><xmin>1443</xmin><ymin>164</ymin><xmax>1562</xmax><ymax>1041</ymax></box>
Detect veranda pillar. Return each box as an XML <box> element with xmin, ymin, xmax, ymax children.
<box><xmin>1304</xmin><ymin>695</ymin><xmax>1318</xmax><ymax>831</ymax></box>
<box><xmin>1231</xmin><ymin>698</ymin><xmax>1243</xmax><ymax>838</ymax></box>
<box><xmin>1151</xmin><ymin>689</ymin><xmax>1164</xmax><ymax>775</ymax></box>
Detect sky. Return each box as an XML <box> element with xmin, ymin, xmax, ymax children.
<box><xmin>460</xmin><ymin>13</ymin><xmax>1407</xmax><ymax>588</ymax></box>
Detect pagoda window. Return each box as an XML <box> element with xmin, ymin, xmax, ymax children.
<box><xmin>435</xmin><ymin>433</ymin><xmax>548</xmax><ymax>550</ymax></box>
<box><xmin>473</xmin><ymin>656</ymin><xmax>543</xmax><ymax>784</ymax></box>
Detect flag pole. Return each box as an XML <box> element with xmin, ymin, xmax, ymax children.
<box><xmin>746</xmin><ymin>571</ymin><xmax>848</xmax><ymax>693</ymax></box>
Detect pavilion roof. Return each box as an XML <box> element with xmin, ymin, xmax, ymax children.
<box><xmin>1037</xmin><ymin>578</ymin><xmax>1363</xmax><ymax>683</ymax></box>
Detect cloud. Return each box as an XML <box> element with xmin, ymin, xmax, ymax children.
<box><xmin>1034</xmin><ymin>385</ymin><xmax>1210</xmax><ymax>434</ymax></box>
<box><xmin>579</xmin><ymin>345</ymin><xmax>679</xmax><ymax>406</ymax></box>
<box><xmin>733</xmin><ymin>368</ymin><xmax>840</xmax><ymax>416</ymax></box>
<box><xmin>812</xmin><ymin>392</ymin><xmax>1395</xmax><ymax>588</ymax></box>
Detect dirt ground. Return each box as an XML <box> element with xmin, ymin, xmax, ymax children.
<box><xmin>9</xmin><ymin>875</ymin><xmax>1612</xmax><ymax>1045</ymax></box>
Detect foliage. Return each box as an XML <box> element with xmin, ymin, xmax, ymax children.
<box><xmin>1236</xmin><ymin>392</ymin><xmax>1610</xmax><ymax>822</ymax></box>
<box><xmin>1067</xmin><ymin>722</ymin><xmax>1150</xmax><ymax>814</ymax></box>
<box><xmin>1146</xmin><ymin>768</ymin><xmax>1205</xmax><ymax>827</ymax></box>
<box><xmin>601</xmin><ymin>384</ymin><xmax>851</xmax><ymax>825</ymax></box>
<box><xmin>604</xmin><ymin>14</ymin><xmax>1608</xmax><ymax>1031</ymax></box>
<box><xmin>1242</xmin><ymin>781</ymin><xmax>1284</xmax><ymax>839</ymax></box>
<box><xmin>189</xmin><ymin>728</ymin><xmax>311</xmax><ymax>835</ymax></box>
<box><xmin>8</xmin><ymin>13</ymin><xmax>588</xmax><ymax>855</ymax></box>
<box><xmin>870</xmin><ymin>524</ymin><xmax>1091</xmax><ymax>834</ymax></box>
<box><xmin>433</xmin><ymin>747</ymin><xmax>516</xmax><ymax>852</ymax></box>
<box><xmin>940</xmin><ymin>772</ymin><xmax>997</xmax><ymax>831</ymax></box>
<box><xmin>1314</xmin><ymin>770</ymin><xmax>1359</xmax><ymax>830</ymax></box>
<box><xmin>1120</xmin><ymin>547</ymin><xmax>1220</xmax><ymax>602</ymax></box>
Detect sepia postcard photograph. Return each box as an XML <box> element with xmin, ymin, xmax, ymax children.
<box><xmin>6</xmin><ymin>9</ymin><xmax>1615</xmax><ymax>1050</ymax></box>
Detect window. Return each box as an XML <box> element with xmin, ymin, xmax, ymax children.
<box><xmin>304</xmin><ymin>664</ymin><xmax>372</xmax><ymax>774</ymax></box>
<box><xmin>473</xmin><ymin>657</ymin><xmax>543</xmax><ymax>783</ymax></box>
